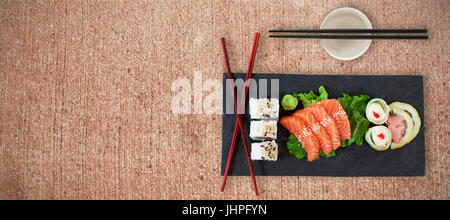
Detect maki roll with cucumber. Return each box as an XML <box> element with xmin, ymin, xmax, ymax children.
<box><xmin>365</xmin><ymin>126</ymin><xmax>392</xmax><ymax>151</ymax></box>
<box><xmin>366</xmin><ymin>98</ymin><xmax>389</xmax><ymax>125</ymax></box>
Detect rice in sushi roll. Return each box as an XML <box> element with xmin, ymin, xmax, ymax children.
<box><xmin>249</xmin><ymin>120</ymin><xmax>277</xmax><ymax>140</ymax></box>
<box><xmin>251</xmin><ymin>140</ymin><xmax>278</xmax><ymax>161</ymax></box>
<box><xmin>249</xmin><ymin>98</ymin><xmax>279</xmax><ymax>119</ymax></box>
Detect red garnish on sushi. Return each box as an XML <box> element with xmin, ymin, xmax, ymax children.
<box><xmin>373</xmin><ymin>111</ymin><xmax>380</xmax><ymax>119</ymax></box>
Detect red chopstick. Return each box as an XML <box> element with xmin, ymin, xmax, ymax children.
<box><xmin>220</xmin><ymin>34</ymin><xmax>259</xmax><ymax>195</ymax></box>
<box><xmin>220</xmin><ymin>38</ymin><xmax>251</xmax><ymax>193</ymax></box>
<box><xmin>220</xmin><ymin>38</ymin><xmax>256</xmax><ymax>194</ymax></box>
<box><xmin>220</xmin><ymin>33</ymin><xmax>260</xmax><ymax>195</ymax></box>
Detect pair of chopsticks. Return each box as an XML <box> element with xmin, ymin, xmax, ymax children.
<box><xmin>220</xmin><ymin>33</ymin><xmax>261</xmax><ymax>196</ymax></box>
<box><xmin>269</xmin><ymin>29</ymin><xmax>428</xmax><ymax>40</ymax></box>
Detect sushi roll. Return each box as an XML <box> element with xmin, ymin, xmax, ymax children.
<box><xmin>249</xmin><ymin>98</ymin><xmax>279</xmax><ymax>119</ymax></box>
<box><xmin>251</xmin><ymin>140</ymin><xmax>278</xmax><ymax>161</ymax></box>
<box><xmin>366</xmin><ymin>98</ymin><xmax>389</xmax><ymax>125</ymax></box>
<box><xmin>365</xmin><ymin>125</ymin><xmax>392</xmax><ymax>151</ymax></box>
<box><xmin>249</xmin><ymin>120</ymin><xmax>277</xmax><ymax>140</ymax></box>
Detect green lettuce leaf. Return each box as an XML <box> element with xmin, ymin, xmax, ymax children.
<box><xmin>287</xmin><ymin>133</ymin><xmax>336</xmax><ymax>160</ymax></box>
<box><xmin>341</xmin><ymin>116</ymin><xmax>370</xmax><ymax>146</ymax></box>
<box><xmin>286</xmin><ymin>134</ymin><xmax>307</xmax><ymax>159</ymax></box>
<box><xmin>338</xmin><ymin>94</ymin><xmax>371</xmax><ymax>147</ymax></box>
<box><xmin>319</xmin><ymin>149</ymin><xmax>336</xmax><ymax>158</ymax></box>
<box><xmin>317</xmin><ymin>86</ymin><xmax>329</xmax><ymax>102</ymax></box>
<box><xmin>293</xmin><ymin>86</ymin><xmax>328</xmax><ymax>108</ymax></box>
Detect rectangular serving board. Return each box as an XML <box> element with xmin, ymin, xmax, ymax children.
<box><xmin>221</xmin><ymin>73</ymin><xmax>425</xmax><ymax>176</ymax></box>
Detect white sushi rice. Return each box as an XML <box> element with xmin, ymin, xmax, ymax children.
<box><xmin>249</xmin><ymin>98</ymin><xmax>279</xmax><ymax>119</ymax></box>
<box><xmin>249</xmin><ymin>98</ymin><xmax>279</xmax><ymax>161</ymax></box>
<box><xmin>249</xmin><ymin>120</ymin><xmax>277</xmax><ymax>140</ymax></box>
<box><xmin>251</xmin><ymin>140</ymin><xmax>278</xmax><ymax>161</ymax></box>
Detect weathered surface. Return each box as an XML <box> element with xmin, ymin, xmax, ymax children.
<box><xmin>0</xmin><ymin>0</ymin><xmax>448</xmax><ymax>199</ymax></box>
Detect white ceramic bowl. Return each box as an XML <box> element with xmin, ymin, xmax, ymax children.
<box><xmin>320</xmin><ymin>7</ymin><xmax>372</xmax><ymax>61</ymax></box>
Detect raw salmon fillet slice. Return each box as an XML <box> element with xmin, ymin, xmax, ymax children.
<box><xmin>280</xmin><ymin>116</ymin><xmax>320</xmax><ymax>161</ymax></box>
<box><xmin>293</xmin><ymin>110</ymin><xmax>333</xmax><ymax>154</ymax></box>
<box><xmin>306</xmin><ymin>104</ymin><xmax>341</xmax><ymax>150</ymax></box>
<box><xmin>320</xmin><ymin>99</ymin><xmax>352</xmax><ymax>140</ymax></box>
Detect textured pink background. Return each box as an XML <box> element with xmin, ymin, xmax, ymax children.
<box><xmin>0</xmin><ymin>0</ymin><xmax>448</xmax><ymax>199</ymax></box>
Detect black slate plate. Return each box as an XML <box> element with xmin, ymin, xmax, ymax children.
<box><xmin>221</xmin><ymin>73</ymin><xmax>425</xmax><ymax>176</ymax></box>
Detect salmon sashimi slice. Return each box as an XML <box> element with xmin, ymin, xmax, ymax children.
<box><xmin>320</xmin><ymin>99</ymin><xmax>352</xmax><ymax>140</ymax></box>
<box><xmin>306</xmin><ymin>104</ymin><xmax>341</xmax><ymax>150</ymax></box>
<box><xmin>280</xmin><ymin>116</ymin><xmax>320</xmax><ymax>161</ymax></box>
<box><xmin>293</xmin><ymin>110</ymin><xmax>333</xmax><ymax>154</ymax></box>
